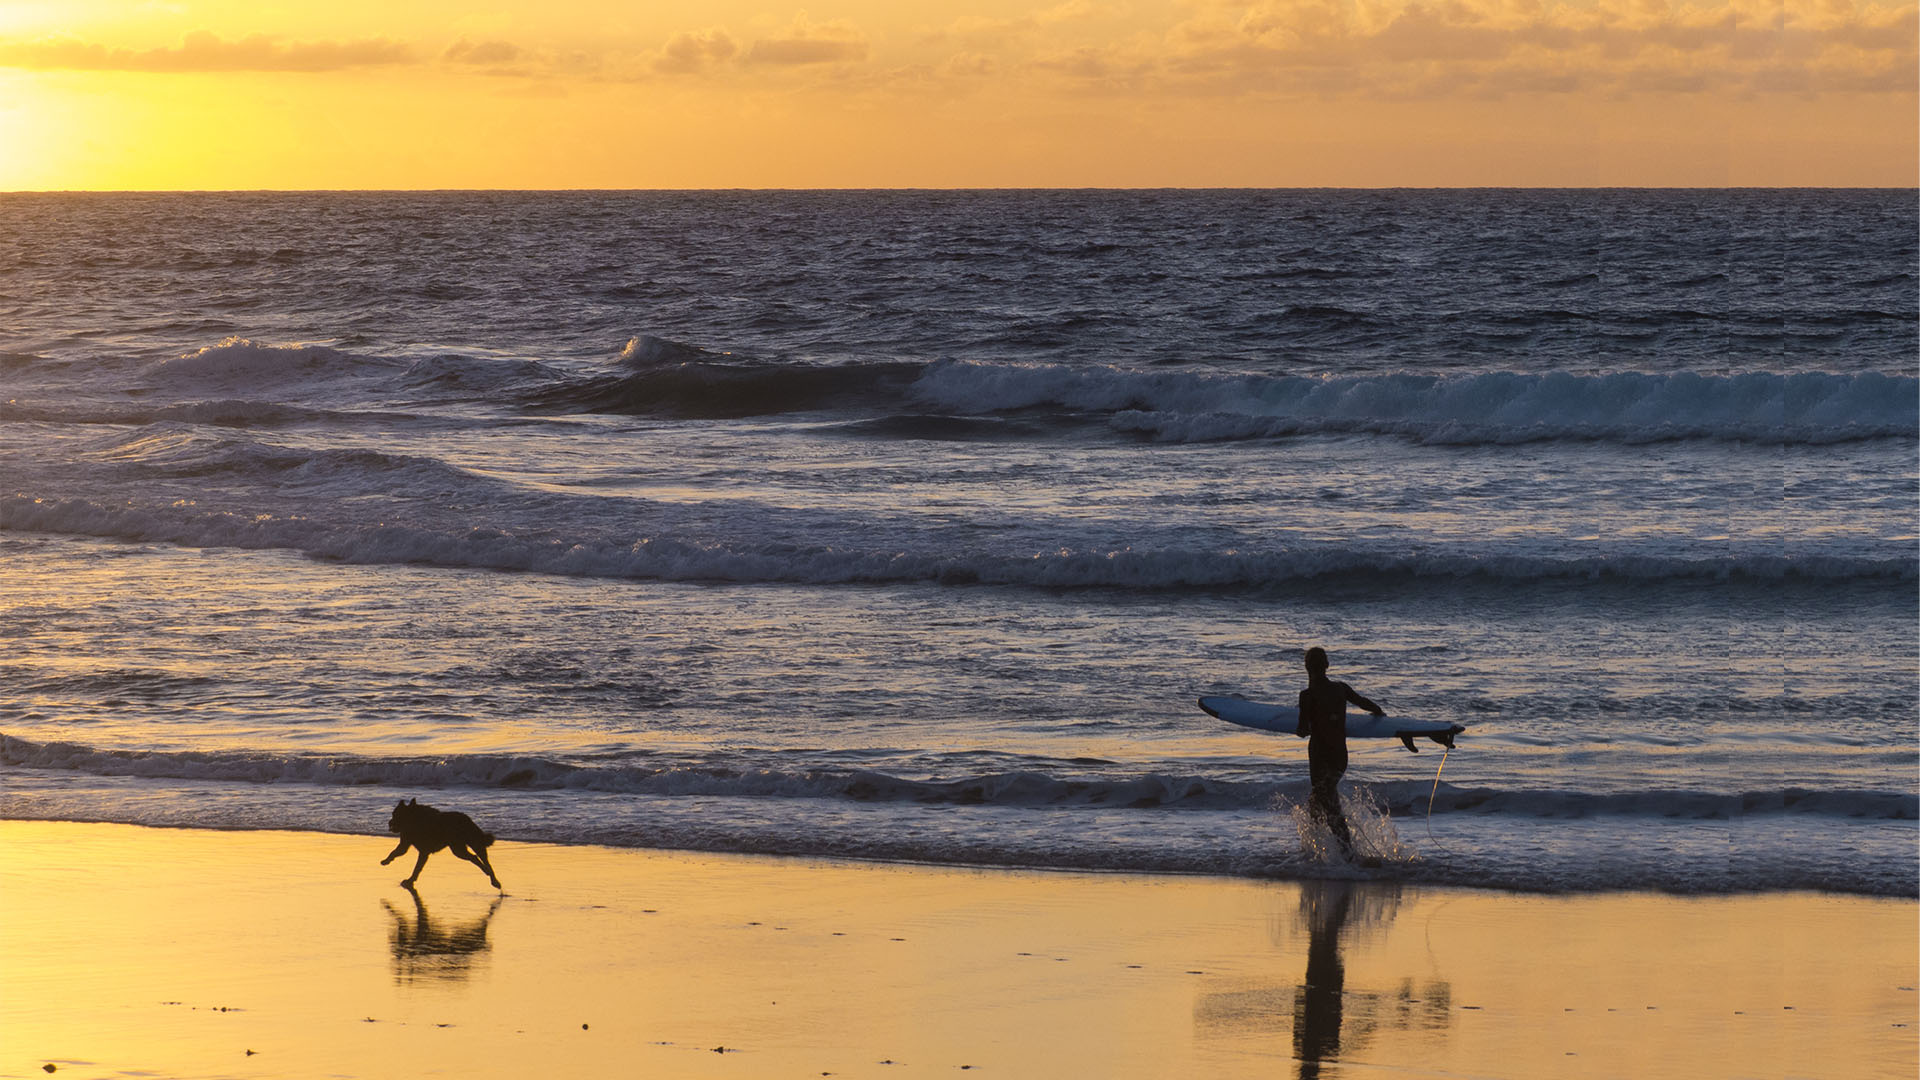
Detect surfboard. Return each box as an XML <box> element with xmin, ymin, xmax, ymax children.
<box><xmin>1197</xmin><ymin>695</ymin><xmax>1464</xmax><ymax>752</ymax></box>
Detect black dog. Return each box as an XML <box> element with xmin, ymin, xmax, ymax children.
<box><xmin>381</xmin><ymin>798</ymin><xmax>502</xmax><ymax>889</ymax></box>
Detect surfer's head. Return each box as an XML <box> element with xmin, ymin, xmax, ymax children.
<box><xmin>1304</xmin><ymin>647</ymin><xmax>1328</xmax><ymax>675</ymax></box>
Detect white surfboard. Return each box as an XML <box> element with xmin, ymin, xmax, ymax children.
<box><xmin>1198</xmin><ymin>694</ymin><xmax>1464</xmax><ymax>752</ymax></box>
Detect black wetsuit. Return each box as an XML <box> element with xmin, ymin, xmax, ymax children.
<box><xmin>1296</xmin><ymin>676</ymin><xmax>1381</xmax><ymax>854</ymax></box>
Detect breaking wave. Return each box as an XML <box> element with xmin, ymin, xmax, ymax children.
<box><xmin>0</xmin><ymin>492</ymin><xmax>1910</xmax><ymax>590</ymax></box>
<box><xmin>5</xmin><ymin>736</ymin><xmax>1913</xmax><ymax>821</ymax></box>
<box><xmin>514</xmin><ymin>335</ymin><xmax>916</xmax><ymax>419</ymax></box>
<box><xmin>908</xmin><ymin>363</ymin><xmax>1920</xmax><ymax>446</ymax></box>
<box><xmin>83</xmin><ymin>337</ymin><xmax>1919</xmax><ymax>448</ymax></box>
<box><xmin>512</xmin><ymin>345</ymin><xmax>1920</xmax><ymax>446</ymax></box>
<box><xmin>154</xmin><ymin>337</ymin><xmax>401</xmax><ymax>384</ymax></box>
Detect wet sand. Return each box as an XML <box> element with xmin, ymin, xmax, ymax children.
<box><xmin>2</xmin><ymin>820</ymin><xmax>1914</xmax><ymax>1079</ymax></box>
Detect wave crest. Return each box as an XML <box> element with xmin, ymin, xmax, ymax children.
<box><xmin>524</xmin><ymin>337</ymin><xmax>922</xmax><ymax>419</ymax></box>
<box><xmin>0</xmin><ymin>492</ymin><xmax>1910</xmax><ymax>589</ymax></box>
<box><xmin>156</xmin><ymin>337</ymin><xmax>398</xmax><ymax>384</ymax></box>
<box><xmin>910</xmin><ymin>363</ymin><xmax>1920</xmax><ymax>445</ymax></box>
<box><xmin>5</xmin><ymin>736</ymin><xmax>1912</xmax><ymax>821</ymax></box>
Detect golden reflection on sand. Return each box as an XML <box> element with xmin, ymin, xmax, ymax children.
<box><xmin>1</xmin><ymin>822</ymin><xmax>1913</xmax><ymax>1079</ymax></box>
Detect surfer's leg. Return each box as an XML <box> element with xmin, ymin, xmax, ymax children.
<box><xmin>1323</xmin><ymin>786</ymin><xmax>1353</xmax><ymax>854</ymax></box>
<box><xmin>1307</xmin><ymin>762</ymin><xmax>1329</xmax><ymax>824</ymax></box>
<box><xmin>1309</xmin><ymin>763</ymin><xmax>1354</xmax><ymax>855</ymax></box>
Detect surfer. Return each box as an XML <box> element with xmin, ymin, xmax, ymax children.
<box><xmin>1296</xmin><ymin>647</ymin><xmax>1385</xmax><ymax>859</ymax></box>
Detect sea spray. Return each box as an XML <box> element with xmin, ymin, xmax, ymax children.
<box><xmin>1279</xmin><ymin>784</ymin><xmax>1416</xmax><ymax>867</ymax></box>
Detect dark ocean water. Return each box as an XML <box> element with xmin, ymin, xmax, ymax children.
<box><xmin>1</xmin><ymin>189</ymin><xmax>1915</xmax><ymax>895</ymax></box>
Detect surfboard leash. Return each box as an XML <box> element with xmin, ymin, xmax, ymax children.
<box><xmin>1423</xmin><ymin>746</ymin><xmax>1451</xmax><ymax>855</ymax></box>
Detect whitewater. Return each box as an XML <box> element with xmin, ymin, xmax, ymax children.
<box><xmin>1</xmin><ymin>189</ymin><xmax>1914</xmax><ymax>896</ymax></box>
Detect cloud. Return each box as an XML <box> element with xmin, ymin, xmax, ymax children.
<box><xmin>0</xmin><ymin>30</ymin><xmax>411</xmax><ymax>72</ymax></box>
<box><xmin>934</xmin><ymin>0</ymin><xmax>1099</xmax><ymax>43</ymax></box>
<box><xmin>444</xmin><ymin>39</ymin><xmax>523</xmax><ymax>66</ymax></box>
<box><xmin>8</xmin><ymin>1</ymin><xmax>1898</xmax><ymax>103</ymax></box>
<box><xmin>1034</xmin><ymin>45</ymin><xmax>1151</xmax><ymax>86</ymax></box>
<box><xmin>439</xmin><ymin>37</ymin><xmax>604</xmax><ymax>81</ymax></box>
<box><xmin>1090</xmin><ymin>0</ymin><xmax>1920</xmax><ymax>98</ymax></box>
<box><xmin>654</xmin><ymin>29</ymin><xmax>738</xmax><ymax>74</ymax></box>
<box><xmin>640</xmin><ymin>16</ymin><xmax>868</xmax><ymax>75</ymax></box>
<box><xmin>744</xmin><ymin>14</ymin><xmax>869</xmax><ymax>66</ymax></box>
<box><xmin>942</xmin><ymin>51</ymin><xmax>997</xmax><ymax>78</ymax></box>
<box><xmin>745</xmin><ymin>37</ymin><xmax>868</xmax><ymax>64</ymax></box>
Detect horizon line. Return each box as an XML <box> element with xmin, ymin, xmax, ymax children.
<box><xmin>6</xmin><ymin>184</ymin><xmax>1917</xmax><ymax>195</ymax></box>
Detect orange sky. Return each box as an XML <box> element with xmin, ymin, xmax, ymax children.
<box><xmin>0</xmin><ymin>0</ymin><xmax>1914</xmax><ymax>189</ymax></box>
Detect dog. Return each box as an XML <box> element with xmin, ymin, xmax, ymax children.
<box><xmin>381</xmin><ymin>798</ymin><xmax>502</xmax><ymax>890</ymax></box>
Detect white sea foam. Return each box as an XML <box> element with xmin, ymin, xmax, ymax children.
<box><xmin>4</xmin><ymin>738</ymin><xmax>1913</xmax><ymax>896</ymax></box>
<box><xmin>5</xmin><ymin>736</ymin><xmax>1911</xmax><ymax>821</ymax></box>
<box><xmin>618</xmin><ymin>334</ymin><xmax>729</xmax><ymax>366</ymax></box>
<box><xmin>156</xmin><ymin>337</ymin><xmax>398</xmax><ymax>384</ymax></box>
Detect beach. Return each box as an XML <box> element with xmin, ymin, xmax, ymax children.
<box><xmin>3</xmin><ymin>821</ymin><xmax>1914</xmax><ymax>1080</ymax></box>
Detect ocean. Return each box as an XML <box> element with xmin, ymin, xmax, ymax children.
<box><xmin>1</xmin><ymin>189</ymin><xmax>1914</xmax><ymax>896</ymax></box>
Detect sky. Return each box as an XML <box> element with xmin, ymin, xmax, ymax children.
<box><xmin>0</xmin><ymin>0</ymin><xmax>1914</xmax><ymax>189</ymax></box>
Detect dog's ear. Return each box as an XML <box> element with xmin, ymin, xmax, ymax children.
<box><xmin>409</xmin><ymin>798</ymin><xmax>418</xmax><ymax>805</ymax></box>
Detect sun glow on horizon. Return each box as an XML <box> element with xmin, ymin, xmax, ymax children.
<box><xmin>0</xmin><ymin>0</ymin><xmax>1914</xmax><ymax>190</ymax></box>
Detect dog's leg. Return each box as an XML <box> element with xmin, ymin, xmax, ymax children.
<box><xmin>475</xmin><ymin>850</ymin><xmax>501</xmax><ymax>890</ymax></box>
<box><xmin>471</xmin><ymin>847</ymin><xmax>502</xmax><ymax>890</ymax></box>
<box><xmin>402</xmin><ymin>848</ymin><xmax>431</xmax><ymax>886</ymax></box>
<box><xmin>450</xmin><ymin>845</ymin><xmax>503</xmax><ymax>889</ymax></box>
<box><xmin>380</xmin><ymin>839</ymin><xmax>410</xmax><ymax>866</ymax></box>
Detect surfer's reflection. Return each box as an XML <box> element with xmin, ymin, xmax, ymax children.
<box><xmin>382</xmin><ymin>883</ymin><xmax>503</xmax><ymax>984</ymax></box>
<box><xmin>1291</xmin><ymin>880</ymin><xmax>1453</xmax><ymax>1079</ymax></box>
<box><xmin>1293</xmin><ymin>881</ymin><xmax>1352</xmax><ymax>1075</ymax></box>
<box><xmin>1193</xmin><ymin>880</ymin><xmax>1451</xmax><ymax>1077</ymax></box>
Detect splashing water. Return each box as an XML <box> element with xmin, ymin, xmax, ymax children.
<box><xmin>1277</xmin><ymin>783</ymin><xmax>1416</xmax><ymax>866</ymax></box>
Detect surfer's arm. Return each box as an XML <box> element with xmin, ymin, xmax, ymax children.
<box><xmin>1345</xmin><ymin>685</ymin><xmax>1385</xmax><ymax>717</ymax></box>
<box><xmin>1295</xmin><ymin>690</ymin><xmax>1310</xmax><ymax>737</ymax></box>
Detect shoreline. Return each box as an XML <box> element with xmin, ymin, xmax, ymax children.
<box><xmin>1</xmin><ymin>806</ymin><xmax>1913</xmax><ymax>900</ymax></box>
<box><xmin>4</xmin><ymin>820</ymin><xmax>1915</xmax><ymax>1079</ymax></box>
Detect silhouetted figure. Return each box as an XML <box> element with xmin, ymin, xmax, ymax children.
<box><xmin>383</xmin><ymin>883</ymin><xmax>503</xmax><ymax>983</ymax></box>
<box><xmin>380</xmin><ymin>798</ymin><xmax>503</xmax><ymax>889</ymax></box>
<box><xmin>1295</xmin><ymin>647</ymin><xmax>1384</xmax><ymax>859</ymax></box>
<box><xmin>1293</xmin><ymin>881</ymin><xmax>1356</xmax><ymax>1079</ymax></box>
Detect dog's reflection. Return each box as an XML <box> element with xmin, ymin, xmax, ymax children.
<box><xmin>381</xmin><ymin>883</ymin><xmax>503</xmax><ymax>984</ymax></box>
